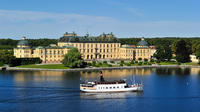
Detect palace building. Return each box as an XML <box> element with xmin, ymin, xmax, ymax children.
<box><xmin>14</xmin><ymin>32</ymin><xmax>156</xmax><ymax>63</ymax></box>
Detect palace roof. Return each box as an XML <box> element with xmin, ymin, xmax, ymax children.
<box><xmin>137</xmin><ymin>38</ymin><xmax>148</xmax><ymax>46</ymax></box>
<box><xmin>58</xmin><ymin>32</ymin><xmax>119</xmax><ymax>43</ymax></box>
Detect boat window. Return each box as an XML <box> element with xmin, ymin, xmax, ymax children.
<box><xmin>117</xmin><ymin>86</ymin><xmax>119</xmax><ymax>88</ymax></box>
<box><xmin>113</xmin><ymin>87</ymin><xmax>115</xmax><ymax>89</ymax></box>
<box><xmin>106</xmin><ymin>87</ymin><xmax>108</xmax><ymax>89</ymax></box>
<box><xmin>110</xmin><ymin>87</ymin><xmax>112</xmax><ymax>89</ymax></box>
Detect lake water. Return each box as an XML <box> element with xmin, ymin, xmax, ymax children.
<box><xmin>0</xmin><ymin>67</ymin><xmax>200</xmax><ymax>112</ymax></box>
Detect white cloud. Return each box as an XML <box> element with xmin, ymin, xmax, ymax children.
<box><xmin>0</xmin><ymin>9</ymin><xmax>200</xmax><ymax>39</ymax></box>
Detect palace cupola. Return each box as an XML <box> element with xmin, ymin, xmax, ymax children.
<box><xmin>17</xmin><ymin>36</ymin><xmax>30</xmax><ymax>48</ymax></box>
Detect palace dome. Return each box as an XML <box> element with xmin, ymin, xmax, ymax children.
<box><xmin>17</xmin><ymin>36</ymin><xmax>29</xmax><ymax>46</ymax></box>
<box><xmin>137</xmin><ymin>38</ymin><xmax>148</xmax><ymax>46</ymax></box>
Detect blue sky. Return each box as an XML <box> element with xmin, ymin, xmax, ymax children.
<box><xmin>0</xmin><ymin>0</ymin><xmax>200</xmax><ymax>39</ymax></box>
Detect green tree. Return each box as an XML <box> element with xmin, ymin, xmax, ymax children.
<box><xmin>0</xmin><ymin>50</ymin><xmax>16</xmax><ymax>66</ymax></box>
<box><xmin>173</xmin><ymin>39</ymin><xmax>190</xmax><ymax>63</ymax></box>
<box><xmin>195</xmin><ymin>45</ymin><xmax>200</xmax><ymax>59</ymax></box>
<box><xmin>153</xmin><ymin>39</ymin><xmax>172</xmax><ymax>61</ymax></box>
<box><xmin>62</xmin><ymin>48</ymin><xmax>86</xmax><ymax>68</ymax></box>
<box><xmin>154</xmin><ymin>45</ymin><xmax>172</xmax><ymax>61</ymax></box>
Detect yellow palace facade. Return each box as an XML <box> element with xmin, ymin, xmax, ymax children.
<box><xmin>14</xmin><ymin>32</ymin><xmax>156</xmax><ymax>63</ymax></box>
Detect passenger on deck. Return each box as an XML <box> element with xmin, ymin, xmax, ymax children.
<box><xmin>100</xmin><ymin>71</ymin><xmax>105</xmax><ymax>82</ymax></box>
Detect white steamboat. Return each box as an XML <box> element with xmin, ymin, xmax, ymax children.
<box><xmin>80</xmin><ymin>80</ymin><xmax>143</xmax><ymax>93</ymax></box>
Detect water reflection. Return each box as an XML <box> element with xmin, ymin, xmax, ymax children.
<box><xmin>154</xmin><ymin>67</ymin><xmax>200</xmax><ymax>75</ymax></box>
<box><xmin>80</xmin><ymin>92</ymin><xmax>143</xmax><ymax>99</ymax></box>
<box><xmin>1</xmin><ymin>67</ymin><xmax>199</xmax><ymax>84</ymax></box>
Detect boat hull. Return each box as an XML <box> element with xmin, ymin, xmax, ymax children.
<box><xmin>80</xmin><ymin>87</ymin><xmax>143</xmax><ymax>93</ymax></box>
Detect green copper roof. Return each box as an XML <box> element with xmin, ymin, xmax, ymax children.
<box><xmin>137</xmin><ymin>38</ymin><xmax>148</xmax><ymax>46</ymax></box>
<box><xmin>17</xmin><ymin>40</ymin><xmax>29</xmax><ymax>46</ymax></box>
<box><xmin>58</xmin><ymin>33</ymin><xmax>119</xmax><ymax>43</ymax></box>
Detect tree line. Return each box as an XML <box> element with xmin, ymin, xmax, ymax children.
<box><xmin>0</xmin><ymin>38</ymin><xmax>57</xmax><ymax>49</ymax></box>
<box><xmin>0</xmin><ymin>37</ymin><xmax>200</xmax><ymax>66</ymax></box>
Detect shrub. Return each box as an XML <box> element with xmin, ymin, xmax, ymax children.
<box><xmin>120</xmin><ymin>60</ymin><xmax>124</xmax><ymax>64</ymax></box>
<box><xmin>126</xmin><ymin>63</ymin><xmax>131</xmax><ymax>66</ymax></box>
<box><xmin>120</xmin><ymin>63</ymin><xmax>123</xmax><ymax>66</ymax></box>
<box><xmin>177</xmin><ymin>62</ymin><xmax>181</xmax><ymax>65</ymax></box>
<box><xmin>138</xmin><ymin>62</ymin><xmax>142</xmax><ymax>66</ymax></box>
<box><xmin>150</xmin><ymin>59</ymin><xmax>154</xmax><ymax>62</ymax></box>
<box><xmin>148</xmin><ymin>62</ymin><xmax>152</xmax><ymax>65</ymax></box>
<box><xmin>130</xmin><ymin>60</ymin><xmax>134</xmax><ymax>64</ymax></box>
<box><xmin>92</xmin><ymin>61</ymin><xmax>96</xmax><ymax>66</ymax></box>
<box><xmin>0</xmin><ymin>61</ymin><xmax>3</xmax><ymax>66</ymax></box>
<box><xmin>108</xmin><ymin>64</ymin><xmax>112</xmax><ymax>67</ymax></box>
<box><xmin>144</xmin><ymin>58</ymin><xmax>148</xmax><ymax>62</ymax></box>
<box><xmin>138</xmin><ymin>58</ymin><xmax>142</xmax><ymax>61</ymax></box>
<box><xmin>103</xmin><ymin>61</ymin><xmax>107</xmax><ymax>64</ymax></box>
<box><xmin>110</xmin><ymin>60</ymin><xmax>114</xmax><ymax>63</ymax></box>
<box><xmin>135</xmin><ymin>61</ymin><xmax>138</xmax><ymax>63</ymax></box>
<box><xmin>97</xmin><ymin>62</ymin><xmax>102</xmax><ymax>66</ymax></box>
<box><xmin>156</xmin><ymin>60</ymin><xmax>160</xmax><ymax>63</ymax></box>
<box><xmin>143</xmin><ymin>62</ymin><xmax>147</xmax><ymax>65</ymax></box>
<box><xmin>87</xmin><ymin>62</ymin><xmax>92</xmax><ymax>66</ymax></box>
<box><xmin>9</xmin><ymin>58</ymin><xmax>42</xmax><ymax>67</ymax></box>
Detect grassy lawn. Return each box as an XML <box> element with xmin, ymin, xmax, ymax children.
<box><xmin>184</xmin><ymin>62</ymin><xmax>199</xmax><ymax>66</ymax></box>
<box><xmin>17</xmin><ymin>64</ymin><xmax>69</xmax><ymax>69</ymax></box>
<box><xmin>159</xmin><ymin>62</ymin><xmax>178</xmax><ymax>65</ymax></box>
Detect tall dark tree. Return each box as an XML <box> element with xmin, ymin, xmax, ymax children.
<box><xmin>0</xmin><ymin>50</ymin><xmax>16</xmax><ymax>66</ymax></box>
<box><xmin>195</xmin><ymin>44</ymin><xmax>200</xmax><ymax>59</ymax></box>
<box><xmin>62</xmin><ymin>48</ymin><xmax>86</xmax><ymax>68</ymax></box>
<box><xmin>153</xmin><ymin>40</ymin><xmax>172</xmax><ymax>61</ymax></box>
<box><xmin>173</xmin><ymin>39</ymin><xmax>191</xmax><ymax>63</ymax></box>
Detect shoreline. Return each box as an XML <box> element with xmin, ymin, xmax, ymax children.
<box><xmin>5</xmin><ymin>65</ymin><xmax>200</xmax><ymax>71</ymax></box>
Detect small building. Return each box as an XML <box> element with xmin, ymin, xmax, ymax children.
<box><xmin>190</xmin><ymin>54</ymin><xmax>199</xmax><ymax>63</ymax></box>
